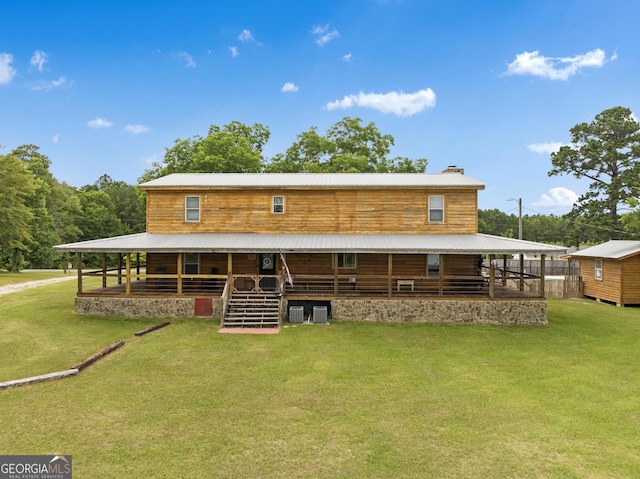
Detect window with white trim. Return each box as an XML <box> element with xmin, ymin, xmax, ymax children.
<box><xmin>429</xmin><ymin>196</ymin><xmax>444</xmax><ymax>222</ymax></box>
<box><xmin>273</xmin><ymin>196</ymin><xmax>284</xmax><ymax>214</ymax></box>
<box><xmin>334</xmin><ymin>253</ymin><xmax>356</xmax><ymax>269</ymax></box>
<box><xmin>427</xmin><ymin>254</ymin><xmax>440</xmax><ymax>277</ymax></box>
<box><xmin>184</xmin><ymin>253</ymin><xmax>199</xmax><ymax>275</ymax></box>
<box><xmin>185</xmin><ymin>196</ymin><xmax>200</xmax><ymax>222</ymax></box>
<box><xmin>595</xmin><ymin>258</ymin><xmax>603</xmax><ymax>280</ymax></box>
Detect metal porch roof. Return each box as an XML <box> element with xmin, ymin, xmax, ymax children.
<box><xmin>565</xmin><ymin>240</ymin><xmax>640</xmax><ymax>260</ymax></box>
<box><xmin>55</xmin><ymin>233</ymin><xmax>566</xmax><ymax>255</ymax></box>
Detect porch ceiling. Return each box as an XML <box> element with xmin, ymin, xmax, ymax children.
<box><xmin>55</xmin><ymin>232</ymin><xmax>566</xmax><ymax>255</ymax></box>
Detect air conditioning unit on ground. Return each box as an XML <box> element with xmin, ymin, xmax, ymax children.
<box><xmin>289</xmin><ymin>306</ymin><xmax>304</xmax><ymax>323</ymax></box>
<box><xmin>313</xmin><ymin>306</ymin><xmax>328</xmax><ymax>324</ymax></box>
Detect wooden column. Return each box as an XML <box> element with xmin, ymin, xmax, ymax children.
<box><xmin>117</xmin><ymin>253</ymin><xmax>122</xmax><ymax>285</ymax></box>
<box><xmin>489</xmin><ymin>254</ymin><xmax>495</xmax><ymax>298</ymax></box>
<box><xmin>102</xmin><ymin>253</ymin><xmax>107</xmax><ymax>288</ymax></box>
<box><xmin>540</xmin><ymin>254</ymin><xmax>546</xmax><ymax>298</ymax></box>
<box><xmin>333</xmin><ymin>253</ymin><xmax>339</xmax><ymax>295</ymax></box>
<box><xmin>125</xmin><ymin>253</ymin><xmax>131</xmax><ymax>295</ymax></box>
<box><xmin>177</xmin><ymin>253</ymin><xmax>183</xmax><ymax>295</ymax></box>
<box><xmin>77</xmin><ymin>252</ymin><xmax>83</xmax><ymax>294</ymax></box>
<box><xmin>387</xmin><ymin>254</ymin><xmax>393</xmax><ymax>298</ymax></box>
<box><xmin>519</xmin><ymin>253</ymin><xmax>524</xmax><ymax>291</ymax></box>
<box><xmin>502</xmin><ymin>254</ymin><xmax>508</xmax><ymax>286</ymax></box>
<box><xmin>136</xmin><ymin>253</ymin><xmax>140</xmax><ymax>280</ymax></box>
<box><xmin>438</xmin><ymin>255</ymin><xmax>444</xmax><ymax>296</ymax></box>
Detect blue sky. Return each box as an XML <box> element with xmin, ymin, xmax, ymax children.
<box><xmin>2</xmin><ymin>0</ymin><xmax>639</xmax><ymax>215</ymax></box>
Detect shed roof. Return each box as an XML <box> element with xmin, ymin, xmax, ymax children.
<box><xmin>139</xmin><ymin>172</ymin><xmax>485</xmax><ymax>190</ymax></box>
<box><xmin>564</xmin><ymin>240</ymin><xmax>640</xmax><ymax>260</ymax></box>
<box><xmin>55</xmin><ymin>232</ymin><xmax>565</xmax><ymax>255</ymax></box>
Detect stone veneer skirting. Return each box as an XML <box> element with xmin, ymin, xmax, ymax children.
<box><xmin>330</xmin><ymin>299</ymin><xmax>548</xmax><ymax>325</ymax></box>
<box><xmin>75</xmin><ymin>297</ymin><xmax>223</xmax><ymax>319</ymax></box>
<box><xmin>76</xmin><ymin>296</ymin><xmax>546</xmax><ymax>325</ymax></box>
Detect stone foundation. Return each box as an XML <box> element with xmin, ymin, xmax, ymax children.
<box><xmin>75</xmin><ymin>296</ymin><xmax>223</xmax><ymax>319</ymax></box>
<box><xmin>76</xmin><ymin>296</ymin><xmax>546</xmax><ymax>325</ymax></box>
<box><xmin>331</xmin><ymin>299</ymin><xmax>547</xmax><ymax>325</ymax></box>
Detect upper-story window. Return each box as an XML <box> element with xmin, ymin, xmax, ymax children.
<box><xmin>595</xmin><ymin>258</ymin><xmax>603</xmax><ymax>280</ymax></box>
<box><xmin>429</xmin><ymin>196</ymin><xmax>444</xmax><ymax>222</ymax></box>
<box><xmin>185</xmin><ymin>196</ymin><xmax>200</xmax><ymax>222</ymax></box>
<box><xmin>273</xmin><ymin>196</ymin><xmax>284</xmax><ymax>214</ymax></box>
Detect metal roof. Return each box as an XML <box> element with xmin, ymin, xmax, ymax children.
<box><xmin>55</xmin><ymin>232</ymin><xmax>565</xmax><ymax>255</ymax></box>
<box><xmin>565</xmin><ymin>240</ymin><xmax>640</xmax><ymax>260</ymax></box>
<box><xmin>139</xmin><ymin>172</ymin><xmax>485</xmax><ymax>190</ymax></box>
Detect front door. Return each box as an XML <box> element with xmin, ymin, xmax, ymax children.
<box><xmin>259</xmin><ymin>253</ymin><xmax>276</xmax><ymax>291</ymax></box>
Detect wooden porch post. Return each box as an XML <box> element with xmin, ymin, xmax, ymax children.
<box><xmin>502</xmin><ymin>254</ymin><xmax>508</xmax><ymax>286</ymax></box>
<box><xmin>489</xmin><ymin>254</ymin><xmax>495</xmax><ymax>299</ymax></box>
<box><xmin>333</xmin><ymin>253</ymin><xmax>338</xmax><ymax>295</ymax></box>
<box><xmin>136</xmin><ymin>253</ymin><xmax>140</xmax><ymax>280</ymax></box>
<box><xmin>177</xmin><ymin>253</ymin><xmax>183</xmax><ymax>295</ymax></box>
<box><xmin>387</xmin><ymin>254</ymin><xmax>393</xmax><ymax>298</ymax></box>
<box><xmin>540</xmin><ymin>254</ymin><xmax>546</xmax><ymax>298</ymax></box>
<box><xmin>102</xmin><ymin>253</ymin><xmax>107</xmax><ymax>288</ymax></box>
<box><xmin>118</xmin><ymin>253</ymin><xmax>122</xmax><ymax>285</ymax></box>
<box><xmin>77</xmin><ymin>252</ymin><xmax>83</xmax><ymax>294</ymax></box>
<box><xmin>125</xmin><ymin>253</ymin><xmax>131</xmax><ymax>295</ymax></box>
<box><xmin>519</xmin><ymin>253</ymin><xmax>524</xmax><ymax>291</ymax></box>
<box><xmin>438</xmin><ymin>255</ymin><xmax>445</xmax><ymax>296</ymax></box>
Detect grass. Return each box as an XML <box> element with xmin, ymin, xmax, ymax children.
<box><xmin>0</xmin><ymin>269</ymin><xmax>70</xmax><ymax>286</ymax></box>
<box><xmin>1</xmin><ymin>282</ymin><xmax>639</xmax><ymax>478</ymax></box>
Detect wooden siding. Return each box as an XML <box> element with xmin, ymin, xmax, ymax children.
<box><xmin>621</xmin><ymin>255</ymin><xmax>640</xmax><ymax>304</ymax></box>
<box><xmin>580</xmin><ymin>258</ymin><xmax>623</xmax><ymax>304</ymax></box>
<box><xmin>145</xmin><ymin>188</ymin><xmax>479</xmax><ymax>234</ymax></box>
<box><xmin>148</xmin><ymin>252</ymin><xmax>479</xmax><ymax>278</ymax></box>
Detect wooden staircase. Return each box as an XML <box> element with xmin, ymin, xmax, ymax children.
<box><xmin>222</xmin><ymin>292</ymin><xmax>281</xmax><ymax>328</ymax></box>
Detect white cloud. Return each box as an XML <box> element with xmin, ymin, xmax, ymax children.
<box><xmin>505</xmin><ymin>48</ymin><xmax>612</xmax><ymax>80</ymax></box>
<box><xmin>52</xmin><ymin>134</ymin><xmax>59</xmax><ymax>144</ymax></box>
<box><xmin>343</xmin><ymin>53</ymin><xmax>353</xmax><ymax>63</ymax></box>
<box><xmin>124</xmin><ymin>124</ymin><xmax>151</xmax><ymax>134</ymax></box>
<box><xmin>631</xmin><ymin>112</ymin><xmax>638</xmax><ymax>123</ymax></box>
<box><xmin>527</xmin><ymin>141</ymin><xmax>565</xmax><ymax>155</ymax></box>
<box><xmin>326</xmin><ymin>88</ymin><xmax>436</xmax><ymax>117</ymax></box>
<box><xmin>30</xmin><ymin>50</ymin><xmax>48</xmax><ymax>71</ymax></box>
<box><xmin>87</xmin><ymin>117</ymin><xmax>113</xmax><ymax>129</ymax></box>
<box><xmin>312</xmin><ymin>24</ymin><xmax>340</xmax><ymax>47</ymax></box>
<box><xmin>174</xmin><ymin>51</ymin><xmax>196</xmax><ymax>68</ymax></box>
<box><xmin>281</xmin><ymin>82</ymin><xmax>299</xmax><ymax>93</ymax></box>
<box><xmin>0</xmin><ymin>53</ymin><xmax>16</xmax><ymax>84</ymax></box>
<box><xmin>31</xmin><ymin>76</ymin><xmax>72</xmax><ymax>91</ymax></box>
<box><xmin>238</xmin><ymin>29</ymin><xmax>254</xmax><ymax>42</ymax></box>
<box><xmin>533</xmin><ymin>187</ymin><xmax>579</xmax><ymax>208</ymax></box>
<box><xmin>229</xmin><ymin>46</ymin><xmax>239</xmax><ymax>58</ymax></box>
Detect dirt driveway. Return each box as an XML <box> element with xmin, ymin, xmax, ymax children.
<box><xmin>0</xmin><ymin>276</ymin><xmax>76</xmax><ymax>298</ymax></box>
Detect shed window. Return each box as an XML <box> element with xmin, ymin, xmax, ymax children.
<box><xmin>184</xmin><ymin>253</ymin><xmax>199</xmax><ymax>275</ymax></box>
<box><xmin>334</xmin><ymin>253</ymin><xmax>356</xmax><ymax>269</ymax></box>
<box><xmin>273</xmin><ymin>196</ymin><xmax>284</xmax><ymax>214</ymax></box>
<box><xmin>185</xmin><ymin>196</ymin><xmax>200</xmax><ymax>222</ymax></box>
<box><xmin>594</xmin><ymin>258</ymin><xmax>603</xmax><ymax>280</ymax></box>
<box><xmin>429</xmin><ymin>196</ymin><xmax>444</xmax><ymax>222</ymax></box>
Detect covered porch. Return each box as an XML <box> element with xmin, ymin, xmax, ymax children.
<box><xmin>55</xmin><ymin>232</ymin><xmax>566</xmax><ymax>325</ymax></box>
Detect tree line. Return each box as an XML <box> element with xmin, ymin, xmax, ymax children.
<box><xmin>1</xmin><ymin>110</ymin><xmax>639</xmax><ymax>271</ymax></box>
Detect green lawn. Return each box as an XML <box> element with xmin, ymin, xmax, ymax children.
<box><xmin>1</xmin><ymin>282</ymin><xmax>639</xmax><ymax>478</ymax></box>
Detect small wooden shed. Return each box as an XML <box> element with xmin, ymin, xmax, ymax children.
<box><xmin>566</xmin><ymin>240</ymin><xmax>640</xmax><ymax>306</ymax></box>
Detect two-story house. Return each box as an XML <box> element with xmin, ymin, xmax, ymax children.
<box><xmin>55</xmin><ymin>168</ymin><xmax>565</xmax><ymax>326</ymax></box>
